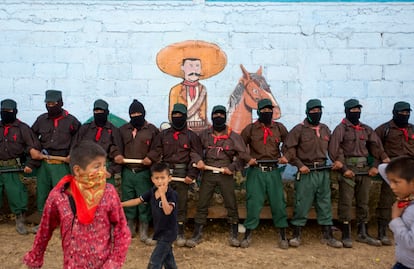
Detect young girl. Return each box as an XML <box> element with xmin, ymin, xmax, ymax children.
<box><xmin>379</xmin><ymin>156</ymin><xmax>414</xmax><ymax>269</ymax></box>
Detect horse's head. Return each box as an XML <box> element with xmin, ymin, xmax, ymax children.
<box><xmin>239</xmin><ymin>64</ymin><xmax>281</xmax><ymax>120</ymax></box>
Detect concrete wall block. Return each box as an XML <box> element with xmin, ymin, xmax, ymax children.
<box><xmin>267</xmin><ymin>65</ymin><xmax>298</xmax><ymax>81</ymax></box>
<box><xmin>348</xmin><ymin>33</ymin><xmax>382</xmax><ymax>48</ymax></box>
<box><xmin>400</xmin><ymin>49</ymin><xmax>414</xmax><ymax>64</ymax></box>
<box><xmin>13</xmin><ymin>78</ymin><xmax>49</xmax><ymax>93</ymax></box>
<box><xmin>349</xmin><ymin>65</ymin><xmax>382</xmax><ymax>81</ymax></box>
<box><xmin>383</xmin><ymin>33</ymin><xmax>414</xmax><ymax>48</ymax></box>
<box><xmin>330</xmin><ymin>81</ymin><xmax>366</xmax><ymax>98</ymax></box>
<box><xmin>0</xmin><ymin>62</ymin><xmax>34</xmax><ymax>78</ymax></box>
<box><xmin>97</xmin><ymin>63</ymin><xmax>131</xmax><ymax>80</ymax></box>
<box><xmin>367</xmin><ymin>81</ymin><xmax>402</xmax><ymax>98</ymax></box>
<box><xmin>320</xmin><ymin>65</ymin><xmax>348</xmax><ymax>81</ymax></box>
<box><xmin>366</xmin><ymin>49</ymin><xmax>400</xmax><ymax>65</ymax></box>
<box><xmin>35</xmin><ymin>63</ymin><xmax>67</xmax><ymax>78</ymax></box>
<box><xmin>384</xmin><ymin>65</ymin><xmax>414</xmax><ymax>81</ymax></box>
<box><xmin>330</xmin><ymin>49</ymin><xmax>364</xmax><ymax>64</ymax></box>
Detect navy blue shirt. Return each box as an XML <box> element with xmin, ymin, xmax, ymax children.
<box><xmin>140</xmin><ymin>186</ymin><xmax>178</xmax><ymax>243</ymax></box>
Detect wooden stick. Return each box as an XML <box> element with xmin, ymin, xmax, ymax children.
<box><xmin>171</xmin><ymin>176</ymin><xmax>186</xmax><ymax>182</ymax></box>
<box><xmin>192</xmin><ymin>163</ymin><xmax>225</xmax><ymax>173</ymax></box>
<box><xmin>41</xmin><ymin>154</ymin><xmax>67</xmax><ymax>162</ymax></box>
<box><xmin>123</xmin><ymin>158</ymin><xmax>144</xmax><ymax>164</ymax></box>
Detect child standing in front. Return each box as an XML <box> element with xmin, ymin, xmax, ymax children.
<box><xmin>23</xmin><ymin>141</ymin><xmax>131</xmax><ymax>268</ymax></box>
<box><xmin>379</xmin><ymin>156</ymin><xmax>414</xmax><ymax>269</ymax></box>
<box><xmin>122</xmin><ymin>162</ymin><xmax>178</xmax><ymax>269</ymax></box>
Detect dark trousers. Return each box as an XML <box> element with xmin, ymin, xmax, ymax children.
<box><xmin>0</xmin><ymin>169</ymin><xmax>27</xmax><ymax>214</ymax></box>
<box><xmin>338</xmin><ymin>172</ymin><xmax>371</xmax><ymax>223</ymax></box>
<box><xmin>392</xmin><ymin>262</ymin><xmax>411</xmax><ymax>269</ymax></box>
<box><xmin>194</xmin><ymin>171</ymin><xmax>238</xmax><ymax>225</ymax></box>
<box><xmin>148</xmin><ymin>240</ymin><xmax>177</xmax><ymax>269</ymax></box>
<box><xmin>170</xmin><ymin>181</ymin><xmax>189</xmax><ymax>223</ymax></box>
<box><xmin>376</xmin><ymin>180</ymin><xmax>396</xmax><ymax>222</ymax></box>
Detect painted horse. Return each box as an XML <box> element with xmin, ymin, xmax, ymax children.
<box><xmin>227</xmin><ymin>64</ymin><xmax>281</xmax><ymax>134</ymax></box>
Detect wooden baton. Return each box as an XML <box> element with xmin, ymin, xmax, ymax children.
<box><xmin>123</xmin><ymin>158</ymin><xmax>144</xmax><ymax>164</ymax></box>
<box><xmin>192</xmin><ymin>163</ymin><xmax>225</xmax><ymax>173</ymax></box>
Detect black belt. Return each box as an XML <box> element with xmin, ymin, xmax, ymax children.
<box><xmin>303</xmin><ymin>161</ymin><xmax>326</xmax><ymax>169</ymax></box>
<box><xmin>127</xmin><ymin>166</ymin><xmax>148</xmax><ymax>173</ymax></box>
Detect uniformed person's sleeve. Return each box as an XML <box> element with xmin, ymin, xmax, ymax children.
<box><xmin>20</xmin><ymin>123</ymin><xmax>42</xmax><ymax>169</ymax></box>
<box><xmin>283</xmin><ymin>125</ymin><xmax>304</xmax><ymax>169</ymax></box>
<box><xmin>328</xmin><ymin>124</ymin><xmax>347</xmax><ymax>172</ymax></box>
<box><xmin>147</xmin><ymin>131</ymin><xmax>163</xmax><ymax>163</ymax></box>
<box><xmin>366</xmin><ymin>126</ymin><xmax>388</xmax><ymax>167</ymax></box>
<box><xmin>188</xmin><ymin>131</ymin><xmax>202</xmax><ymax>179</ymax></box>
<box><xmin>228</xmin><ymin>132</ymin><xmax>250</xmax><ymax>171</ymax></box>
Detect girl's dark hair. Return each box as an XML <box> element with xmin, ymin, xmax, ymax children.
<box><xmin>151</xmin><ymin>162</ymin><xmax>170</xmax><ymax>175</ymax></box>
<box><xmin>386</xmin><ymin>155</ymin><xmax>414</xmax><ymax>183</ymax></box>
<box><xmin>69</xmin><ymin>141</ymin><xmax>107</xmax><ymax>171</ymax></box>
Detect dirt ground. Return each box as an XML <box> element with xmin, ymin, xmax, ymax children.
<box><xmin>0</xmin><ymin>217</ymin><xmax>395</xmax><ymax>269</ymax></box>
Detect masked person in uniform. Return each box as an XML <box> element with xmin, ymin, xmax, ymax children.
<box><xmin>329</xmin><ymin>98</ymin><xmax>390</xmax><ymax>248</ymax></box>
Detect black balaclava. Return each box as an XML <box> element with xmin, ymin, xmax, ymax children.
<box><xmin>171</xmin><ymin>113</ymin><xmax>187</xmax><ymax>131</ymax></box>
<box><xmin>345</xmin><ymin>108</ymin><xmax>361</xmax><ymax>126</ymax></box>
<box><xmin>129</xmin><ymin>99</ymin><xmax>146</xmax><ymax>129</ymax></box>
<box><xmin>1</xmin><ymin>110</ymin><xmax>17</xmax><ymax>124</ymax></box>
<box><xmin>393</xmin><ymin>110</ymin><xmax>410</xmax><ymax>128</ymax></box>
<box><xmin>212</xmin><ymin>110</ymin><xmax>227</xmax><ymax>132</ymax></box>
<box><xmin>306</xmin><ymin>110</ymin><xmax>322</xmax><ymax>126</ymax></box>
<box><xmin>94</xmin><ymin>111</ymin><xmax>109</xmax><ymax>127</ymax></box>
<box><xmin>46</xmin><ymin>100</ymin><xmax>63</xmax><ymax>118</ymax></box>
<box><xmin>258</xmin><ymin>107</ymin><xmax>273</xmax><ymax>126</ymax></box>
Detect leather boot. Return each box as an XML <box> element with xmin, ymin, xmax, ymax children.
<box><xmin>15</xmin><ymin>213</ymin><xmax>28</xmax><ymax>235</ymax></box>
<box><xmin>228</xmin><ymin>223</ymin><xmax>240</xmax><ymax>247</ymax></box>
<box><xmin>278</xmin><ymin>228</ymin><xmax>289</xmax><ymax>249</ymax></box>
<box><xmin>377</xmin><ymin>220</ymin><xmax>392</xmax><ymax>246</ymax></box>
<box><xmin>289</xmin><ymin>226</ymin><xmax>302</xmax><ymax>247</ymax></box>
<box><xmin>127</xmin><ymin>219</ymin><xmax>137</xmax><ymax>238</ymax></box>
<box><xmin>176</xmin><ymin>223</ymin><xmax>186</xmax><ymax>247</ymax></box>
<box><xmin>185</xmin><ymin>223</ymin><xmax>203</xmax><ymax>248</ymax></box>
<box><xmin>321</xmin><ymin>225</ymin><xmax>343</xmax><ymax>248</ymax></box>
<box><xmin>240</xmin><ymin>228</ymin><xmax>252</xmax><ymax>248</ymax></box>
<box><xmin>356</xmin><ymin>222</ymin><xmax>381</xmax><ymax>246</ymax></box>
<box><xmin>341</xmin><ymin>222</ymin><xmax>353</xmax><ymax>248</ymax></box>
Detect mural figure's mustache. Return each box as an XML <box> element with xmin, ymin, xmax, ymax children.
<box><xmin>188</xmin><ymin>72</ymin><xmax>202</xmax><ymax>77</ymax></box>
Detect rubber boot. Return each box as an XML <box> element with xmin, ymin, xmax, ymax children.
<box><xmin>321</xmin><ymin>225</ymin><xmax>343</xmax><ymax>248</ymax></box>
<box><xmin>377</xmin><ymin>220</ymin><xmax>392</xmax><ymax>246</ymax></box>
<box><xmin>140</xmin><ymin>222</ymin><xmax>157</xmax><ymax>246</ymax></box>
<box><xmin>127</xmin><ymin>219</ymin><xmax>137</xmax><ymax>238</ymax></box>
<box><xmin>356</xmin><ymin>222</ymin><xmax>382</xmax><ymax>246</ymax></box>
<box><xmin>229</xmin><ymin>223</ymin><xmax>240</xmax><ymax>247</ymax></box>
<box><xmin>176</xmin><ymin>222</ymin><xmax>186</xmax><ymax>247</ymax></box>
<box><xmin>341</xmin><ymin>222</ymin><xmax>353</xmax><ymax>248</ymax></box>
<box><xmin>240</xmin><ymin>228</ymin><xmax>252</xmax><ymax>248</ymax></box>
<box><xmin>185</xmin><ymin>223</ymin><xmax>203</xmax><ymax>248</ymax></box>
<box><xmin>278</xmin><ymin>228</ymin><xmax>289</xmax><ymax>249</ymax></box>
<box><xmin>289</xmin><ymin>226</ymin><xmax>302</xmax><ymax>247</ymax></box>
<box><xmin>15</xmin><ymin>213</ymin><xmax>28</xmax><ymax>235</ymax></box>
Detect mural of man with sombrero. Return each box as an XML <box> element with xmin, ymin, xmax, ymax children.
<box><xmin>157</xmin><ymin>40</ymin><xmax>227</xmax><ymax>132</ymax></box>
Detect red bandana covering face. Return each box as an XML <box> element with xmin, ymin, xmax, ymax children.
<box><xmin>65</xmin><ymin>170</ymin><xmax>106</xmax><ymax>224</ymax></box>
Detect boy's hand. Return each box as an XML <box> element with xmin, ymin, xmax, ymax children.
<box><xmin>158</xmin><ymin>183</ymin><xmax>168</xmax><ymax>194</ymax></box>
<box><xmin>392</xmin><ymin>201</ymin><xmax>406</xmax><ymax>219</ymax></box>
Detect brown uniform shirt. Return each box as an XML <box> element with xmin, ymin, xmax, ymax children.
<box><xmin>329</xmin><ymin>118</ymin><xmax>388</xmax><ymax>171</ymax></box>
<box><xmin>240</xmin><ymin>120</ymin><xmax>288</xmax><ymax>160</ymax></box>
<box><xmin>74</xmin><ymin>121</ymin><xmax>123</xmax><ymax>174</ymax></box>
<box><xmin>32</xmin><ymin>110</ymin><xmax>80</xmax><ymax>156</ymax></box>
<box><xmin>0</xmin><ymin>119</ymin><xmax>41</xmax><ymax>169</ymax></box>
<box><xmin>198</xmin><ymin>127</ymin><xmax>250</xmax><ymax>172</ymax></box>
<box><xmin>147</xmin><ymin>127</ymin><xmax>202</xmax><ymax>179</ymax></box>
<box><xmin>119</xmin><ymin>122</ymin><xmax>159</xmax><ymax>168</ymax></box>
<box><xmin>375</xmin><ymin>120</ymin><xmax>414</xmax><ymax>158</ymax></box>
<box><xmin>284</xmin><ymin>120</ymin><xmax>331</xmax><ymax>168</ymax></box>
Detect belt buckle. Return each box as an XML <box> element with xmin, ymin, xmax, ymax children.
<box><xmin>313</xmin><ymin>162</ymin><xmax>319</xmax><ymax>169</ymax></box>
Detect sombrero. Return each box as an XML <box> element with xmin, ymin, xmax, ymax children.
<box><xmin>156</xmin><ymin>40</ymin><xmax>227</xmax><ymax>80</ymax></box>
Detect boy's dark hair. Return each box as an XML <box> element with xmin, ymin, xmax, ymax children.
<box><xmin>69</xmin><ymin>141</ymin><xmax>107</xmax><ymax>171</ymax></box>
<box><xmin>151</xmin><ymin>162</ymin><xmax>170</xmax><ymax>175</ymax></box>
<box><xmin>386</xmin><ymin>155</ymin><xmax>414</xmax><ymax>183</ymax></box>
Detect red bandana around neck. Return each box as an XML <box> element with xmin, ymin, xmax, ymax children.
<box><xmin>95</xmin><ymin>127</ymin><xmax>103</xmax><ymax>142</ymax></box>
<box><xmin>399</xmin><ymin>127</ymin><xmax>409</xmax><ymax>142</ymax></box>
<box><xmin>262</xmin><ymin>125</ymin><xmax>273</xmax><ymax>145</ymax></box>
<box><xmin>211</xmin><ymin>127</ymin><xmax>231</xmax><ymax>144</ymax></box>
<box><xmin>173</xmin><ymin>131</ymin><xmax>180</xmax><ymax>141</ymax></box>
<box><xmin>183</xmin><ymin>80</ymin><xmax>199</xmax><ymax>101</ymax></box>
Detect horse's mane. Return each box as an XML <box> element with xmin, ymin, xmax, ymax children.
<box><xmin>227</xmin><ymin>72</ymin><xmax>271</xmax><ymax>116</ymax></box>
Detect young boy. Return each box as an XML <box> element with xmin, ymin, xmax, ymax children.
<box><xmin>23</xmin><ymin>141</ymin><xmax>131</xmax><ymax>269</ymax></box>
<box><xmin>122</xmin><ymin>162</ymin><xmax>178</xmax><ymax>269</ymax></box>
<box><xmin>379</xmin><ymin>156</ymin><xmax>414</xmax><ymax>269</ymax></box>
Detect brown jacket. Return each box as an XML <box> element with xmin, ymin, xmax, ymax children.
<box><xmin>375</xmin><ymin>120</ymin><xmax>414</xmax><ymax>158</ymax></box>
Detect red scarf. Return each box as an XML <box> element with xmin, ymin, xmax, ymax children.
<box><xmin>212</xmin><ymin>128</ymin><xmax>231</xmax><ymax>144</ymax></box>
<box><xmin>173</xmin><ymin>131</ymin><xmax>180</xmax><ymax>140</ymax></box>
<box><xmin>399</xmin><ymin>128</ymin><xmax>409</xmax><ymax>142</ymax></box>
<box><xmin>95</xmin><ymin>127</ymin><xmax>103</xmax><ymax>141</ymax></box>
<box><xmin>3</xmin><ymin>126</ymin><xmax>10</xmax><ymax>137</ymax></box>
<box><xmin>311</xmin><ymin>125</ymin><xmax>320</xmax><ymax>138</ymax></box>
<box><xmin>182</xmin><ymin>80</ymin><xmax>199</xmax><ymax>101</ymax></box>
<box><xmin>397</xmin><ymin>194</ymin><xmax>414</xmax><ymax>208</ymax></box>
<box><xmin>262</xmin><ymin>126</ymin><xmax>273</xmax><ymax>145</ymax></box>
<box><xmin>56</xmin><ymin>172</ymin><xmax>106</xmax><ymax>224</ymax></box>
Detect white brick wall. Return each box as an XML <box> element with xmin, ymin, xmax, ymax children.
<box><xmin>0</xmin><ymin>0</ymin><xmax>412</xmax><ymax>132</ymax></box>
